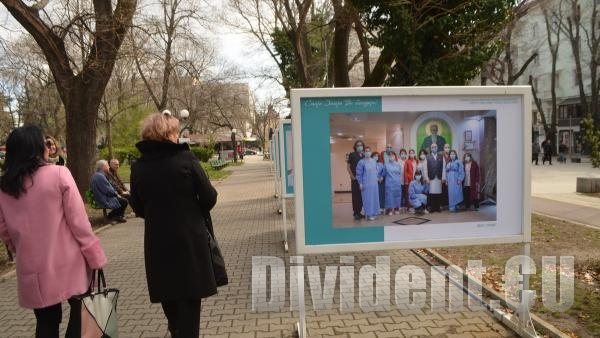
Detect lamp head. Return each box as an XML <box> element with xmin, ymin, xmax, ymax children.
<box><xmin>179</xmin><ymin>109</ymin><xmax>189</xmax><ymax>119</ymax></box>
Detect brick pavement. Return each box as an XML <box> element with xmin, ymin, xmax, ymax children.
<box><xmin>0</xmin><ymin>156</ymin><xmax>517</xmax><ymax>337</ymax></box>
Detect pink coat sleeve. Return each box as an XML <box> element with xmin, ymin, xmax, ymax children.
<box><xmin>59</xmin><ymin>167</ymin><xmax>107</xmax><ymax>269</ymax></box>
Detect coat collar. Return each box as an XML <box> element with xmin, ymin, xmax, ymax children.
<box><xmin>135</xmin><ymin>140</ymin><xmax>190</xmax><ymax>161</ymax></box>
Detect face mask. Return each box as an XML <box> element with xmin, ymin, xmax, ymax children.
<box><xmin>444</xmin><ymin>147</ymin><xmax>450</xmax><ymax>153</ymax></box>
<box><xmin>431</xmin><ymin>148</ymin><xmax>437</xmax><ymax>153</ymax></box>
<box><xmin>373</xmin><ymin>157</ymin><xmax>379</xmax><ymax>162</ymax></box>
<box><xmin>465</xmin><ymin>156</ymin><xmax>471</xmax><ymax>162</ymax></box>
<box><xmin>419</xmin><ymin>154</ymin><xmax>426</xmax><ymax>160</ymax></box>
<box><xmin>415</xmin><ymin>175</ymin><xmax>422</xmax><ymax>181</ymax></box>
<box><xmin>388</xmin><ymin>158</ymin><xmax>394</xmax><ymax>163</ymax></box>
<box><xmin>409</xmin><ymin>153</ymin><xmax>415</xmax><ymax>158</ymax></box>
<box><xmin>400</xmin><ymin>154</ymin><xmax>407</xmax><ymax>160</ymax></box>
<box><xmin>364</xmin><ymin>151</ymin><xmax>372</xmax><ymax>158</ymax></box>
<box><xmin>450</xmin><ymin>154</ymin><xmax>456</xmax><ymax>160</ymax></box>
<box><xmin>356</xmin><ymin>146</ymin><xmax>363</xmax><ymax>152</ymax></box>
<box><xmin>386</xmin><ymin>147</ymin><xmax>392</xmax><ymax>152</ymax></box>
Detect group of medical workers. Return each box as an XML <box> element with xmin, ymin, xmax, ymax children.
<box><xmin>347</xmin><ymin>140</ymin><xmax>481</xmax><ymax>221</ymax></box>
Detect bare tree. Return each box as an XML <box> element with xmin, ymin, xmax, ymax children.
<box><xmin>203</xmin><ymin>82</ymin><xmax>254</xmax><ymax>162</ymax></box>
<box><xmin>0</xmin><ymin>0</ymin><xmax>138</xmax><ymax>193</ymax></box>
<box><xmin>131</xmin><ymin>0</ymin><xmax>210</xmax><ymax>112</ymax></box>
<box><xmin>0</xmin><ymin>36</ymin><xmax>64</xmax><ymax>137</ymax></box>
<box><xmin>253</xmin><ymin>98</ymin><xmax>283</xmax><ymax>153</ymax></box>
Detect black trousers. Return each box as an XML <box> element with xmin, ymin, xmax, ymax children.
<box><xmin>33</xmin><ymin>298</ymin><xmax>80</xmax><ymax>338</ymax></box>
<box><xmin>428</xmin><ymin>193</ymin><xmax>442</xmax><ymax>212</ymax></box>
<box><xmin>441</xmin><ymin>184</ymin><xmax>449</xmax><ymax>209</ymax></box>
<box><xmin>108</xmin><ymin>196</ymin><xmax>128</xmax><ymax>218</ymax></box>
<box><xmin>161</xmin><ymin>299</ymin><xmax>201</xmax><ymax>338</ymax></box>
<box><xmin>532</xmin><ymin>153</ymin><xmax>539</xmax><ymax>165</ymax></box>
<box><xmin>351</xmin><ymin>179</ymin><xmax>363</xmax><ymax>216</ymax></box>
<box><xmin>463</xmin><ymin>186</ymin><xmax>479</xmax><ymax>209</ymax></box>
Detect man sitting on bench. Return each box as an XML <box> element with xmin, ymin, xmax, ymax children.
<box><xmin>91</xmin><ymin>160</ymin><xmax>128</xmax><ymax>223</ymax></box>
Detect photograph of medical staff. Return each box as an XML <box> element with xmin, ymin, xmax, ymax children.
<box><xmin>331</xmin><ymin>110</ymin><xmax>497</xmax><ymax>228</ymax></box>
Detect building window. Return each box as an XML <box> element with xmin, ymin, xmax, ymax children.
<box><xmin>559</xmin><ymin>105</ymin><xmax>568</xmax><ymax>119</ymax></box>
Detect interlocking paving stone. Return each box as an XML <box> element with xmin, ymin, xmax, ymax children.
<box><xmin>0</xmin><ymin>157</ymin><xmax>520</xmax><ymax>337</ymax></box>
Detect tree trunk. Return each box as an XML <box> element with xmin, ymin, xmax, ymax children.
<box><xmin>231</xmin><ymin>132</ymin><xmax>237</xmax><ymax>163</ymax></box>
<box><xmin>65</xmin><ymin>84</ymin><xmax>99</xmax><ymax>197</ymax></box>
<box><xmin>332</xmin><ymin>0</ymin><xmax>352</xmax><ymax>87</ymax></box>
<box><xmin>106</xmin><ymin>114</ymin><xmax>113</xmax><ymax>160</ymax></box>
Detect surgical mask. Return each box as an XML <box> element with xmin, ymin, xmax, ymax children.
<box><xmin>400</xmin><ymin>154</ymin><xmax>407</xmax><ymax>160</ymax></box>
<box><xmin>356</xmin><ymin>146</ymin><xmax>363</xmax><ymax>152</ymax></box>
<box><xmin>450</xmin><ymin>154</ymin><xmax>456</xmax><ymax>160</ymax></box>
<box><xmin>431</xmin><ymin>147</ymin><xmax>437</xmax><ymax>153</ymax></box>
<box><xmin>419</xmin><ymin>154</ymin><xmax>426</xmax><ymax>160</ymax></box>
<box><xmin>373</xmin><ymin>156</ymin><xmax>379</xmax><ymax>161</ymax></box>
<box><xmin>465</xmin><ymin>156</ymin><xmax>471</xmax><ymax>162</ymax></box>
<box><xmin>415</xmin><ymin>175</ymin><xmax>422</xmax><ymax>181</ymax></box>
<box><xmin>388</xmin><ymin>158</ymin><xmax>394</xmax><ymax>163</ymax></box>
<box><xmin>386</xmin><ymin>147</ymin><xmax>392</xmax><ymax>152</ymax></box>
<box><xmin>364</xmin><ymin>151</ymin><xmax>372</xmax><ymax>158</ymax></box>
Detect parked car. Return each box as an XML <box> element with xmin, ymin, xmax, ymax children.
<box><xmin>245</xmin><ymin>149</ymin><xmax>258</xmax><ymax>155</ymax></box>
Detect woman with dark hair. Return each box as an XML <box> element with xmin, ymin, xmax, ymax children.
<box><xmin>0</xmin><ymin>125</ymin><xmax>107</xmax><ymax>338</ymax></box>
<box><xmin>383</xmin><ymin>150</ymin><xmax>402</xmax><ymax>215</ymax></box>
<box><xmin>463</xmin><ymin>152</ymin><xmax>481</xmax><ymax>211</ymax></box>
<box><xmin>44</xmin><ymin>135</ymin><xmax>65</xmax><ymax>165</ymax></box>
<box><xmin>356</xmin><ymin>146</ymin><xmax>380</xmax><ymax>221</ymax></box>
<box><xmin>445</xmin><ymin>149</ymin><xmax>465</xmax><ymax>212</ymax></box>
<box><xmin>403</xmin><ymin>149</ymin><xmax>417</xmax><ymax>211</ymax></box>
<box><xmin>347</xmin><ymin>140</ymin><xmax>365</xmax><ymax>220</ymax></box>
<box><xmin>372</xmin><ymin>151</ymin><xmax>385</xmax><ymax>214</ymax></box>
<box><xmin>408</xmin><ymin>169</ymin><xmax>429</xmax><ymax>215</ymax></box>
<box><xmin>130</xmin><ymin>112</ymin><xmax>219</xmax><ymax>337</ymax></box>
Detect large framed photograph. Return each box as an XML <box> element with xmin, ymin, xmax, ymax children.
<box><xmin>291</xmin><ymin>87</ymin><xmax>531</xmax><ymax>254</ymax></box>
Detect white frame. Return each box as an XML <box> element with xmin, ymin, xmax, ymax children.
<box><xmin>292</xmin><ymin>86</ymin><xmax>532</xmax><ymax>254</ymax></box>
<box><xmin>278</xmin><ymin>119</ymin><xmax>294</xmax><ymax>198</ymax></box>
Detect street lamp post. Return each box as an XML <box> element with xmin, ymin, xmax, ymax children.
<box><xmin>178</xmin><ymin>109</ymin><xmax>190</xmax><ymax>143</ymax></box>
<box><xmin>231</xmin><ymin>128</ymin><xmax>237</xmax><ymax>163</ymax></box>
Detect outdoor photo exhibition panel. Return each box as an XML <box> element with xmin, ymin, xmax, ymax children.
<box><xmin>278</xmin><ymin>119</ymin><xmax>295</xmax><ymax>197</ymax></box>
<box><xmin>291</xmin><ymin>87</ymin><xmax>531</xmax><ymax>254</ymax></box>
<box><xmin>277</xmin><ymin>119</ymin><xmax>294</xmax><ymax>252</ymax></box>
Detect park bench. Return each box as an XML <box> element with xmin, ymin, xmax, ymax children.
<box><xmin>84</xmin><ymin>189</ymin><xmax>108</xmax><ymax>217</ymax></box>
<box><xmin>210</xmin><ymin>159</ymin><xmax>229</xmax><ymax>170</ymax></box>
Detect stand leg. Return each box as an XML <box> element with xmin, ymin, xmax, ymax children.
<box><xmin>282</xmin><ymin>197</ymin><xmax>289</xmax><ymax>252</ymax></box>
<box><xmin>293</xmin><ymin>256</ymin><xmax>307</xmax><ymax>338</ymax></box>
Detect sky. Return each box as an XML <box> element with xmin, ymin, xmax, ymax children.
<box><xmin>0</xmin><ymin>0</ymin><xmax>285</xmax><ymax>104</ymax></box>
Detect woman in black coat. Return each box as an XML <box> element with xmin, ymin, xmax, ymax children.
<box><xmin>130</xmin><ymin>112</ymin><xmax>218</xmax><ymax>338</ymax></box>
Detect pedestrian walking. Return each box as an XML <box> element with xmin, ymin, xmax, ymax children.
<box><xmin>543</xmin><ymin>139</ymin><xmax>554</xmax><ymax>165</ymax></box>
<box><xmin>532</xmin><ymin>141</ymin><xmax>541</xmax><ymax>165</ymax></box>
<box><xmin>0</xmin><ymin>126</ymin><xmax>107</xmax><ymax>338</ymax></box>
<box><xmin>130</xmin><ymin>112</ymin><xmax>219</xmax><ymax>338</ymax></box>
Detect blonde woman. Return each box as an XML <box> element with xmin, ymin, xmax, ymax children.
<box><xmin>44</xmin><ymin>135</ymin><xmax>65</xmax><ymax>165</ymax></box>
<box><xmin>130</xmin><ymin>112</ymin><xmax>219</xmax><ymax>337</ymax></box>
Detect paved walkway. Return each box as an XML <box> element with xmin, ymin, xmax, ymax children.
<box><xmin>531</xmin><ymin>161</ymin><xmax>600</xmax><ymax>227</ymax></box>
<box><xmin>0</xmin><ymin>156</ymin><xmax>518</xmax><ymax>337</ymax></box>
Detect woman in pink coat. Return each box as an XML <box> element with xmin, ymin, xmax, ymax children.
<box><xmin>0</xmin><ymin>126</ymin><xmax>107</xmax><ymax>338</ymax></box>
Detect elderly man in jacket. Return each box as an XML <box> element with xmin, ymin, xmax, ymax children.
<box><xmin>91</xmin><ymin>159</ymin><xmax>128</xmax><ymax>222</ymax></box>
